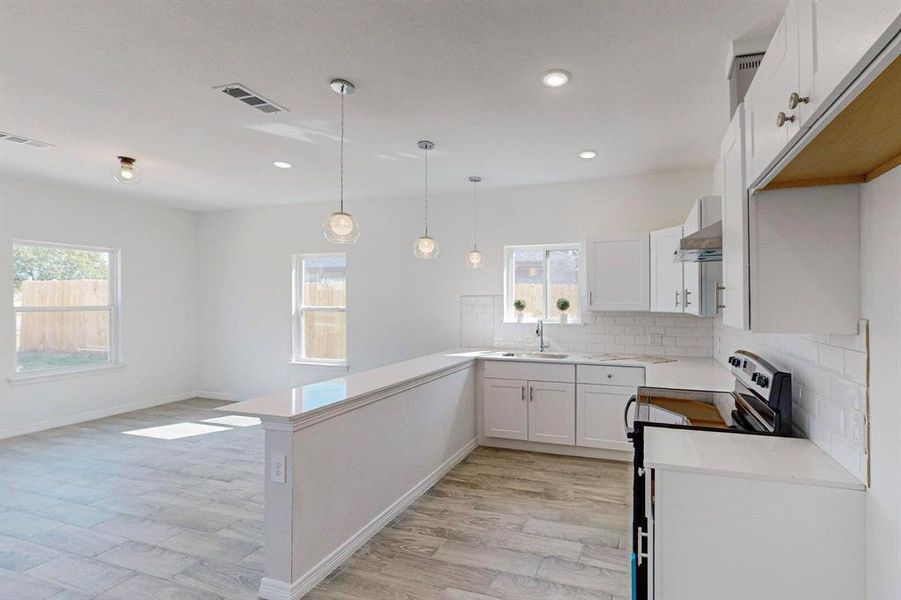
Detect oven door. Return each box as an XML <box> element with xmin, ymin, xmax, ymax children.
<box><xmin>631</xmin><ymin>422</ymin><xmax>649</xmax><ymax>600</ymax></box>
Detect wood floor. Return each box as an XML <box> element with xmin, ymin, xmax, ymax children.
<box><xmin>1</xmin><ymin>399</ymin><xmax>632</xmax><ymax>599</ymax></box>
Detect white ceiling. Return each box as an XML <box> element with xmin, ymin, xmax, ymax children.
<box><xmin>1</xmin><ymin>0</ymin><xmax>786</xmax><ymax>211</ymax></box>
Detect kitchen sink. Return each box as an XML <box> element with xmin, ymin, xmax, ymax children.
<box><xmin>496</xmin><ymin>352</ymin><xmax>570</xmax><ymax>360</ymax></box>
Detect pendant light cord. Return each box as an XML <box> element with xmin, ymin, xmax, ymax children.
<box><xmin>424</xmin><ymin>146</ymin><xmax>429</xmax><ymax>236</ymax></box>
<box><xmin>339</xmin><ymin>87</ymin><xmax>345</xmax><ymax>214</ymax></box>
<box><xmin>472</xmin><ymin>180</ymin><xmax>478</xmax><ymax>251</ymax></box>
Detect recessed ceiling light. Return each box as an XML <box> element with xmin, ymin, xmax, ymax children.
<box><xmin>541</xmin><ymin>69</ymin><xmax>570</xmax><ymax>88</ymax></box>
<box><xmin>579</xmin><ymin>150</ymin><xmax>597</xmax><ymax>160</ymax></box>
<box><xmin>273</xmin><ymin>161</ymin><xmax>292</xmax><ymax>169</ymax></box>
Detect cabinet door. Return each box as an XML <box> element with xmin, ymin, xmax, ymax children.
<box><xmin>483</xmin><ymin>378</ymin><xmax>528</xmax><ymax>440</ymax></box>
<box><xmin>746</xmin><ymin>2</ymin><xmax>802</xmax><ymax>186</ymax></box>
<box><xmin>720</xmin><ymin>105</ymin><xmax>750</xmax><ymax>330</ymax></box>
<box><xmin>587</xmin><ymin>233</ymin><xmax>650</xmax><ymax>311</ymax></box>
<box><xmin>528</xmin><ymin>381</ymin><xmax>575</xmax><ymax>446</ymax></box>
<box><xmin>797</xmin><ymin>0</ymin><xmax>901</xmax><ymax>127</ymax></box>
<box><xmin>650</xmin><ymin>226</ymin><xmax>684</xmax><ymax>313</ymax></box>
<box><xmin>576</xmin><ymin>384</ymin><xmax>633</xmax><ymax>451</ymax></box>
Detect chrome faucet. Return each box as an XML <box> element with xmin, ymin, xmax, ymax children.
<box><xmin>536</xmin><ymin>320</ymin><xmax>549</xmax><ymax>352</ymax></box>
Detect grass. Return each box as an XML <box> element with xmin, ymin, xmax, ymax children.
<box><xmin>17</xmin><ymin>351</ymin><xmax>109</xmax><ymax>373</ymax></box>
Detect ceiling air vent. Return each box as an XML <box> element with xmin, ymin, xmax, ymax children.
<box><xmin>213</xmin><ymin>83</ymin><xmax>288</xmax><ymax>114</ymax></box>
<box><xmin>0</xmin><ymin>131</ymin><xmax>54</xmax><ymax>149</ymax></box>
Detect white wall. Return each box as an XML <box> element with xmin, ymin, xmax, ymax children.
<box><xmin>194</xmin><ymin>169</ymin><xmax>711</xmax><ymax>399</ymax></box>
<box><xmin>859</xmin><ymin>167</ymin><xmax>900</xmax><ymax>600</ymax></box>
<box><xmin>0</xmin><ymin>173</ymin><xmax>198</xmax><ymax>437</ymax></box>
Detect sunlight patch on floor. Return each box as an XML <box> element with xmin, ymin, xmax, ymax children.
<box><xmin>122</xmin><ymin>422</ymin><xmax>231</xmax><ymax>439</ymax></box>
<box><xmin>201</xmin><ymin>415</ymin><xmax>261</xmax><ymax>427</ymax></box>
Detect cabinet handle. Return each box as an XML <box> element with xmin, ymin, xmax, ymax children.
<box><xmin>521</xmin><ymin>385</ymin><xmax>525</xmax><ymax>402</ymax></box>
<box><xmin>529</xmin><ymin>385</ymin><xmax>533</xmax><ymax>402</ymax></box>
<box><xmin>715</xmin><ymin>283</ymin><xmax>726</xmax><ymax>312</ymax></box>
<box><xmin>776</xmin><ymin>111</ymin><xmax>795</xmax><ymax>127</ymax></box>
<box><xmin>675</xmin><ymin>290</ymin><xmax>680</xmax><ymax>307</ymax></box>
<box><xmin>589</xmin><ymin>290</ymin><xmax>593</xmax><ymax>306</ymax></box>
<box><xmin>788</xmin><ymin>92</ymin><xmax>809</xmax><ymax>109</ymax></box>
<box><xmin>683</xmin><ymin>289</ymin><xmax>692</xmax><ymax>307</ymax></box>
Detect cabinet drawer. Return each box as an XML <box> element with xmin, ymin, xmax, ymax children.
<box><xmin>483</xmin><ymin>360</ymin><xmax>575</xmax><ymax>383</ymax></box>
<box><xmin>577</xmin><ymin>364</ymin><xmax>645</xmax><ymax>386</ymax></box>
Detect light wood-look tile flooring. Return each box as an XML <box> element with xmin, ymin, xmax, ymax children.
<box><xmin>1</xmin><ymin>399</ymin><xmax>632</xmax><ymax>599</ymax></box>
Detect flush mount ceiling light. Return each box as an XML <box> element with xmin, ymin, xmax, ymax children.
<box><xmin>414</xmin><ymin>141</ymin><xmax>439</xmax><ymax>261</ymax></box>
<box><xmin>541</xmin><ymin>69</ymin><xmax>570</xmax><ymax>87</ymax></box>
<box><xmin>112</xmin><ymin>156</ymin><xmax>141</xmax><ymax>184</ymax></box>
<box><xmin>322</xmin><ymin>79</ymin><xmax>360</xmax><ymax>244</ymax></box>
<box><xmin>579</xmin><ymin>150</ymin><xmax>598</xmax><ymax>160</ymax></box>
<box><xmin>273</xmin><ymin>161</ymin><xmax>292</xmax><ymax>169</ymax></box>
<box><xmin>467</xmin><ymin>176</ymin><xmax>484</xmax><ymax>269</ymax></box>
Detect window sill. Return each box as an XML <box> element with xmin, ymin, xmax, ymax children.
<box><xmin>288</xmin><ymin>360</ymin><xmax>349</xmax><ymax>369</ymax></box>
<box><xmin>8</xmin><ymin>363</ymin><xmax>125</xmax><ymax>386</ymax></box>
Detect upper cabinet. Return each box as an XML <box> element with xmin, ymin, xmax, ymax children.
<box><xmin>745</xmin><ymin>0</ymin><xmax>901</xmax><ymax>188</ymax></box>
<box><xmin>719</xmin><ymin>105</ymin><xmax>751</xmax><ymax>330</ymax></box>
<box><xmin>650</xmin><ymin>226</ymin><xmax>684</xmax><ymax>313</ymax></box>
<box><xmin>587</xmin><ymin>233</ymin><xmax>650</xmax><ymax>312</ymax></box>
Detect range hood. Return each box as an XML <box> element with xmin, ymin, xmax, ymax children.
<box><xmin>676</xmin><ymin>221</ymin><xmax>723</xmax><ymax>262</ymax></box>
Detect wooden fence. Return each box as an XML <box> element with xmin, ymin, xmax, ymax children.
<box><xmin>17</xmin><ymin>280</ymin><xmax>110</xmax><ymax>352</ymax></box>
<box><xmin>302</xmin><ymin>282</ymin><xmax>346</xmax><ymax>360</ymax></box>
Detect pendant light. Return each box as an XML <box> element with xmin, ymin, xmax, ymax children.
<box><xmin>322</xmin><ymin>78</ymin><xmax>360</xmax><ymax>244</ymax></box>
<box><xmin>414</xmin><ymin>140</ymin><xmax>439</xmax><ymax>260</ymax></box>
<box><xmin>112</xmin><ymin>156</ymin><xmax>141</xmax><ymax>184</ymax></box>
<box><xmin>467</xmin><ymin>176</ymin><xmax>484</xmax><ymax>269</ymax></box>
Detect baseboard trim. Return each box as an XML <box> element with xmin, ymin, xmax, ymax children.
<box><xmin>259</xmin><ymin>438</ymin><xmax>479</xmax><ymax>600</ymax></box>
<box><xmin>190</xmin><ymin>390</ymin><xmax>242</xmax><ymax>402</ymax></box>
<box><xmin>0</xmin><ymin>390</ymin><xmax>198</xmax><ymax>439</ymax></box>
<box><xmin>479</xmin><ymin>436</ymin><xmax>633</xmax><ymax>462</ymax></box>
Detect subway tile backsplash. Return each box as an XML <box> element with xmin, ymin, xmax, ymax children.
<box><xmin>460</xmin><ymin>295</ymin><xmax>714</xmax><ymax>357</ymax></box>
<box><xmin>714</xmin><ymin>319</ymin><xmax>869</xmax><ymax>483</ymax></box>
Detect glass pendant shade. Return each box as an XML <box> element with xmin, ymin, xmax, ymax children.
<box><xmin>467</xmin><ymin>249</ymin><xmax>484</xmax><ymax>269</ymax></box>
<box><xmin>414</xmin><ymin>235</ymin><xmax>439</xmax><ymax>260</ymax></box>
<box><xmin>323</xmin><ymin>211</ymin><xmax>360</xmax><ymax>244</ymax></box>
<box><xmin>112</xmin><ymin>156</ymin><xmax>141</xmax><ymax>184</ymax></box>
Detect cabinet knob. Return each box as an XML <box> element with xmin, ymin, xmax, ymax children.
<box><xmin>607</xmin><ymin>373</ymin><xmax>613</xmax><ymax>379</ymax></box>
<box><xmin>788</xmin><ymin>92</ymin><xmax>809</xmax><ymax>109</ymax></box>
<box><xmin>776</xmin><ymin>111</ymin><xmax>795</xmax><ymax>127</ymax></box>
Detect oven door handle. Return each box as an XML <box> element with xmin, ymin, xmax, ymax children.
<box><xmin>624</xmin><ymin>394</ymin><xmax>636</xmax><ymax>434</ymax></box>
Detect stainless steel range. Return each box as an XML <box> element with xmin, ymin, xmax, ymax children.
<box><xmin>627</xmin><ymin>350</ymin><xmax>793</xmax><ymax>600</ymax></box>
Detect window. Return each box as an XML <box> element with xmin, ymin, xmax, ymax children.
<box><xmin>504</xmin><ymin>243</ymin><xmax>582</xmax><ymax>323</ymax></box>
<box><xmin>13</xmin><ymin>241</ymin><xmax>119</xmax><ymax>376</ymax></box>
<box><xmin>293</xmin><ymin>253</ymin><xmax>346</xmax><ymax>364</ymax></box>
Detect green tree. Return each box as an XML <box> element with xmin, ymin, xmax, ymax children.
<box><xmin>14</xmin><ymin>245</ymin><xmax>109</xmax><ymax>290</ymax></box>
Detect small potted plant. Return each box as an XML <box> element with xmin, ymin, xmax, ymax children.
<box><xmin>513</xmin><ymin>299</ymin><xmax>526</xmax><ymax>322</ymax></box>
<box><xmin>556</xmin><ymin>298</ymin><xmax>571</xmax><ymax>324</ymax></box>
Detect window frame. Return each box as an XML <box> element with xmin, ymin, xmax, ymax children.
<box><xmin>11</xmin><ymin>239</ymin><xmax>122</xmax><ymax>381</ymax></box>
<box><xmin>503</xmin><ymin>242</ymin><xmax>584</xmax><ymax>324</ymax></box>
<box><xmin>292</xmin><ymin>252</ymin><xmax>347</xmax><ymax>366</ymax></box>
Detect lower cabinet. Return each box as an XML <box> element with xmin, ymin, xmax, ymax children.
<box><xmin>576</xmin><ymin>384</ymin><xmax>634</xmax><ymax>451</ymax></box>
<box><xmin>482</xmin><ymin>377</ymin><xmax>575</xmax><ymax>446</ymax></box>
<box><xmin>482</xmin><ymin>378</ymin><xmax>529</xmax><ymax>440</ymax></box>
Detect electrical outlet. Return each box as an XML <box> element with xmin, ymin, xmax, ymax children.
<box><xmin>649</xmin><ymin>334</ymin><xmax>662</xmax><ymax>346</ymax></box>
<box><xmin>270</xmin><ymin>454</ymin><xmax>286</xmax><ymax>484</ymax></box>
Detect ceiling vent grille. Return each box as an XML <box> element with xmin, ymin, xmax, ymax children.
<box><xmin>213</xmin><ymin>83</ymin><xmax>288</xmax><ymax>114</ymax></box>
<box><xmin>0</xmin><ymin>131</ymin><xmax>54</xmax><ymax>149</ymax></box>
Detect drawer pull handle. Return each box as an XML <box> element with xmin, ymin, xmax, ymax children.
<box><xmin>607</xmin><ymin>374</ymin><xmax>613</xmax><ymax>379</ymax></box>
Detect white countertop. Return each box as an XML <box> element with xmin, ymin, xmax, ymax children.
<box><xmin>222</xmin><ymin>351</ymin><xmax>479</xmax><ymax>422</ymax></box>
<box><xmin>644</xmin><ymin>427</ymin><xmax>865</xmax><ymax>491</ymax></box>
<box><xmin>224</xmin><ymin>349</ymin><xmax>734</xmax><ymax>425</ymax></box>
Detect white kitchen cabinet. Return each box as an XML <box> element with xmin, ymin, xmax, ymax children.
<box><xmin>649</xmin><ymin>226</ymin><xmax>684</xmax><ymax>313</ymax></box>
<box><xmin>528</xmin><ymin>381</ymin><xmax>576</xmax><ymax>446</ymax></box>
<box><xmin>576</xmin><ymin>384</ymin><xmax>633</xmax><ymax>451</ymax></box>
<box><xmin>587</xmin><ymin>233</ymin><xmax>650</xmax><ymax>312</ymax></box>
<box><xmin>745</xmin><ymin>2</ymin><xmax>803</xmax><ymax>185</ymax></box>
<box><xmin>681</xmin><ymin>197</ymin><xmax>722</xmax><ymax>317</ymax></box>
<box><xmin>797</xmin><ymin>0</ymin><xmax>901</xmax><ymax>128</ymax></box>
<box><xmin>719</xmin><ymin>105</ymin><xmax>750</xmax><ymax>330</ymax></box>
<box><xmin>482</xmin><ymin>377</ymin><xmax>528</xmax><ymax>440</ymax></box>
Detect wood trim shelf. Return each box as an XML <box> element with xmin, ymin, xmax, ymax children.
<box><xmin>765</xmin><ymin>55</ymin><xmax>901</xmax><ymax>191</ymax></box>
